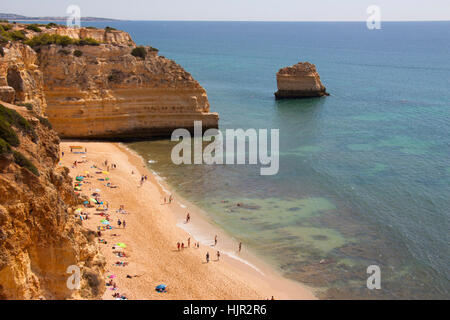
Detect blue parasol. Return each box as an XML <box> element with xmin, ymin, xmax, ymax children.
<box><xmin>155</xmin><ymin>284</ymin><xmax>167</xmax><ymax>291</ymax></box>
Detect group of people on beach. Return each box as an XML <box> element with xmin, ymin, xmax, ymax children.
<box><xmin>117</xmin><ymin>219</ymin><xmax>126</xmax><ymax>228</ymax></box>
<box><xmin>69</xmin><ymin>151</ymin><xmax>134</xmax><ymax>299</ymax></box>
<box><xmin>163</xmin><ymin>194</ymin><xmax>174</xmax><ymax>204</ymax></box>
<box><xmin>69</xmin><ymin>147</ymin><xmax>256</xmax><ymax>299</ymax></box>
<box><xmin>140</xmin><ymin>175</ymin><xmax>148</xmax><ymax>186</ymax></box>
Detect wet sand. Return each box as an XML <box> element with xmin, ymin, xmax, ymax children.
<box><xmin>60</xmin><ymin>141</ymin><xmax>316</xmax><ymax>300</ymax></box>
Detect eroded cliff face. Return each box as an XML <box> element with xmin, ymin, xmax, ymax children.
<box><xmin>0</xmin><ymin>23</ymin><xmax>217</xmax><ymax>139</ymax></box>
<box><xmin>0</xmin><ymin>103</ymin><xmax>105</xmax><ymax>299</ymax></box>
<box><xmin>274</xmin><ymin>62</ymin><xmax>328</xmax><ymax>99</ymax></box>
<box><xmin>0</xmin><ymin>42</ymin><xmax>47</xmax><ymax>115</ymax></box>
<box><xmin>38</xmin><ymin>43</ymin><xmax>218</xmax><ymax>139</ymax></box>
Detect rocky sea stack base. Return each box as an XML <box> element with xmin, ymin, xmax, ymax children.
<box><xmin>274</xmin><ymin>62</ymin><xmax>328</xmax><ymax>99</ymax></box>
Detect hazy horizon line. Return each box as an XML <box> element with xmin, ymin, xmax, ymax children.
<box><xmin>9</xmin><ymin>19</ymin><xmax>450</xmax><ymax>23</ymax></box>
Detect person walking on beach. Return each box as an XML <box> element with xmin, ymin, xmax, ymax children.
<box><xmin>206</xmin><ymin>252</ymin><xmax>210</xmax><ymax>263</ymax></box>
<box><xmin>62</xmin><ymin>151</ymin><xmax>64</xmax><ymax>157</ymax></box>
<box><xmin>181</xmin><ymin>242</ymin><xmax>185</xmax><ymax>249</ymax></box>
<box><xmin>239</xmin><ymin>242</ymin><xmax>242</xmax><ymax>253</ymax></box>
<box><xmin>123</xmin><ymin>220</ymin><xmax>126</xmax><ymax>229</ymax></box>
<box><xmin>214</xmin><ymin>235</ymin><xmax>218</xmax><ymax>246</ymax></box>
<box><xmin>186</xmin><ymin>212</ymin><xmax>190</xmax><ymax>223</ymax></box>
<box><xmin>188</xmin><ymin>237</ymin><xmax>191</xmax><ymax>248</ymax></box>
<box><xmin>177</xmin><ymin>242</ymin><xmax>181</xmax><ymax>251</ymax></box>
<box><xmin>117</xmin><ymin>219</ymin><xmax>122</xmax><ymax>228</ymax></box>
<box><xmin>216</xmin><ymin>251</ymin><xmax>220</xmax><ymax>261</ymax></box>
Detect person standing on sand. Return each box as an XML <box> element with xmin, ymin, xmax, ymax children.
<box><xmin>216</xmin><ymin>251</ymin><xmax>220</xmax><ymax>261</ymax></box>
<box><xmin>214</xmin><ymin>235</ymin><xmax>218</xmax><ymax>246</ymax></box>
<box><xmin>62</xmin><ymin>151</ymin><xmax>64</xmax><ymax>157</ymax></box>
<box><xmin>117</xmin><ymin>219</ymin><xmax>122</xmax><ymax>228</ymax></box>
<box><xmin>186</xmin><ymin>212</ymin><xmax>190</xmax><ymax>223</ymax></box>
<box><xmin>177</xmin><ymin>242</ymin><xmax>180</xmax><ymax>251</ymax></box>
<box><xmin>239</xmin><ymin>242</ymin><xmax>242</xmax><ymax>253</ymax></box>
<box><xmin>123</xmin><ymin>220</ymin><xmax>126</xmax><ymax>229</ymax></box>
<box><xmin>206</xmin><ymin>252</ymin><xmax>210</xmax><ymax>263</ymax></box>
<box><xmin>181</xmin><ymin>242</ymin><xmax>185</xmax><ymax>249</ymax></box>
<box><xmin>188</xmin><ymin>238</ymin><xmax>190</xmax><ymax>248</ymax></box>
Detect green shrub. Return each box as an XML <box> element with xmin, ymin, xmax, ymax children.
<box><xmin>149</xmin><ymin>46</ymin><xmax>158</xmax><ymax>52</ymax></box>
<box><xmin>26</xmin><ymin>24</ymin><xmax>42</xmax><ymax>32</ymax></box>
<box><xmin>85</xmin><ymin>26</ymin><xmax>97</xmax><ymax>29</ymax></box>
<box><xmin>0</xmin><ymin>104</ymin><xmax>37</xmax><ymax>142</ymax></box>
<box><xmin>8</xmin><ymin>30</ymin><xmax>26</xmax><ymax>41</ymax></box>
<box><xmin>1</xmin><ymin>24</ymin><xmax>12</xmax><ymax>31</ymax></box>
<box><xmin>0</xmin><ymin>118</ymin><xmax>20</xmax><ymax>147</ymax></box>
<box><xmin>0</xmin><ymin>46</ymin><xmax>4</xmax><ymax>57</ymax></box>
<box><xmin>25</xmin><ymin>33</ymin><xmax>72</xmax><ymax>47</ymax></box>
<box><xmin>73</xmin><ymin>49</ymin><xmax>83</xmax><ymax>57</ymax></box>
<box><xmin>77</xmin><ymin>37</ymin><xmax>100</xmax><ymax>46</ymax></box>
<box><xmin>131</xmin><ymin>46</ymin><xmax>146</xmax><ymax>59</ymax></box>
<box><xmin>25</xmin><ymin>34</ymin><xmax>101</xmax><ymax>47</ymax></box>
<box><xmin>13</xmin><ymin>150</ymin><xmax>39</xmax><ymax>176</ymax></box>
<box><xmin>58</xmin><ymin>49</ymin><xmax>70</xmax><ymax>55</ymax></box>
<box><xmin>105</xmin><ymin>26</ymin><xmax>116</xmax><ymax>32</ymax></box>
<box><xmin>38</xmin><ymin>116</ymin><xmax>52</xmax><ymax>129</ymax></box>
<box><xmin>46</xmin><ymin>23</ymin><xmax>58</xmax><ymax>29</ymax></box>
<box><xmin>0</xmin><ymin>137</ymin><xmax>12</xmax><ymax>155</ymax></box>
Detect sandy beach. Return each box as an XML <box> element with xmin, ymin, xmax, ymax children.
<box><xmin>60</xmin><ymin>141</ymin><xmax>316</xmax><ymax>300</ymax></box>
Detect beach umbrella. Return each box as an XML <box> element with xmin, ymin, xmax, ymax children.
<box><xmin>101</xmin><ymin>220</ymin><xmax>110</xmax><ymax>225</ymax></box>
<box><xmin>155</xmin><ymin>284</ymin><xmax>167</xmax><ymax>292</ymax></box>
<box><xmin>76</xmin><ymin>176</ymin><xmax>84</xmax><ymax>181</ymax></box>
<box><xmin>103</xmin><ymin>171</ymin><xmax>110</xmax><ymax>175</ymax></box>
<box><xmin>90</xmin><ymin>198</ymin><xmax>98</xmax><ymax>204</ymax></box>
<box><xmin>83</xmin><ymin>201</ymin><xmax>89</xmax><ymax>204</ymax></box>
<box><xmin>116</xmin><ymin>243</ymin><xmax>127</xmax><ymax>248</ymax></box>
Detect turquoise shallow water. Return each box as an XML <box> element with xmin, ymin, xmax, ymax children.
<box><xmin>79</xmin><ymin>21</ymin><xmax>449</xmax><ymax>298</ymax></box>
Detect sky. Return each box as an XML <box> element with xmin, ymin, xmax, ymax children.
<box><xmin>2</xmin><ymin>0</ymin><xmax>449</xmax><ymax>21</ymax></box>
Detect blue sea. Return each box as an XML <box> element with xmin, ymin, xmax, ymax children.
<box><xmin>66</xmin><ymin>21</ymin><xmax>450</xmax><ymax>298</ymax></box>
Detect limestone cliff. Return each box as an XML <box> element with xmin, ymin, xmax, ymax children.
<box><xmin>274</xmin><ymin>62</ymin><xmax>328</xmax><ymax>99</ymax></box>
<box><xmin>38</xmin><ymin>43</ymin><xmax>218</xmax><ymax>139</ymax></box>
<box><xmin>1</xmin><ymin>23</ymin><xmax>218</xmax><ymax>139</ymax></box>
<box><xmin>0</xmin><ymin>103</ymin><xmax>105</xmax><ymax>299</ymax></box>
<box><xmin>0</xmin><ymin>41</ymin><xmax>47</xmax><ymax>115</ymax></box>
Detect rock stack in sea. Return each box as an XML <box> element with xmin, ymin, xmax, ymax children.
<box><xmin>274</xmin><ymin>62</ymin><xmax>328</xmax><ymax>99</ymax></box>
